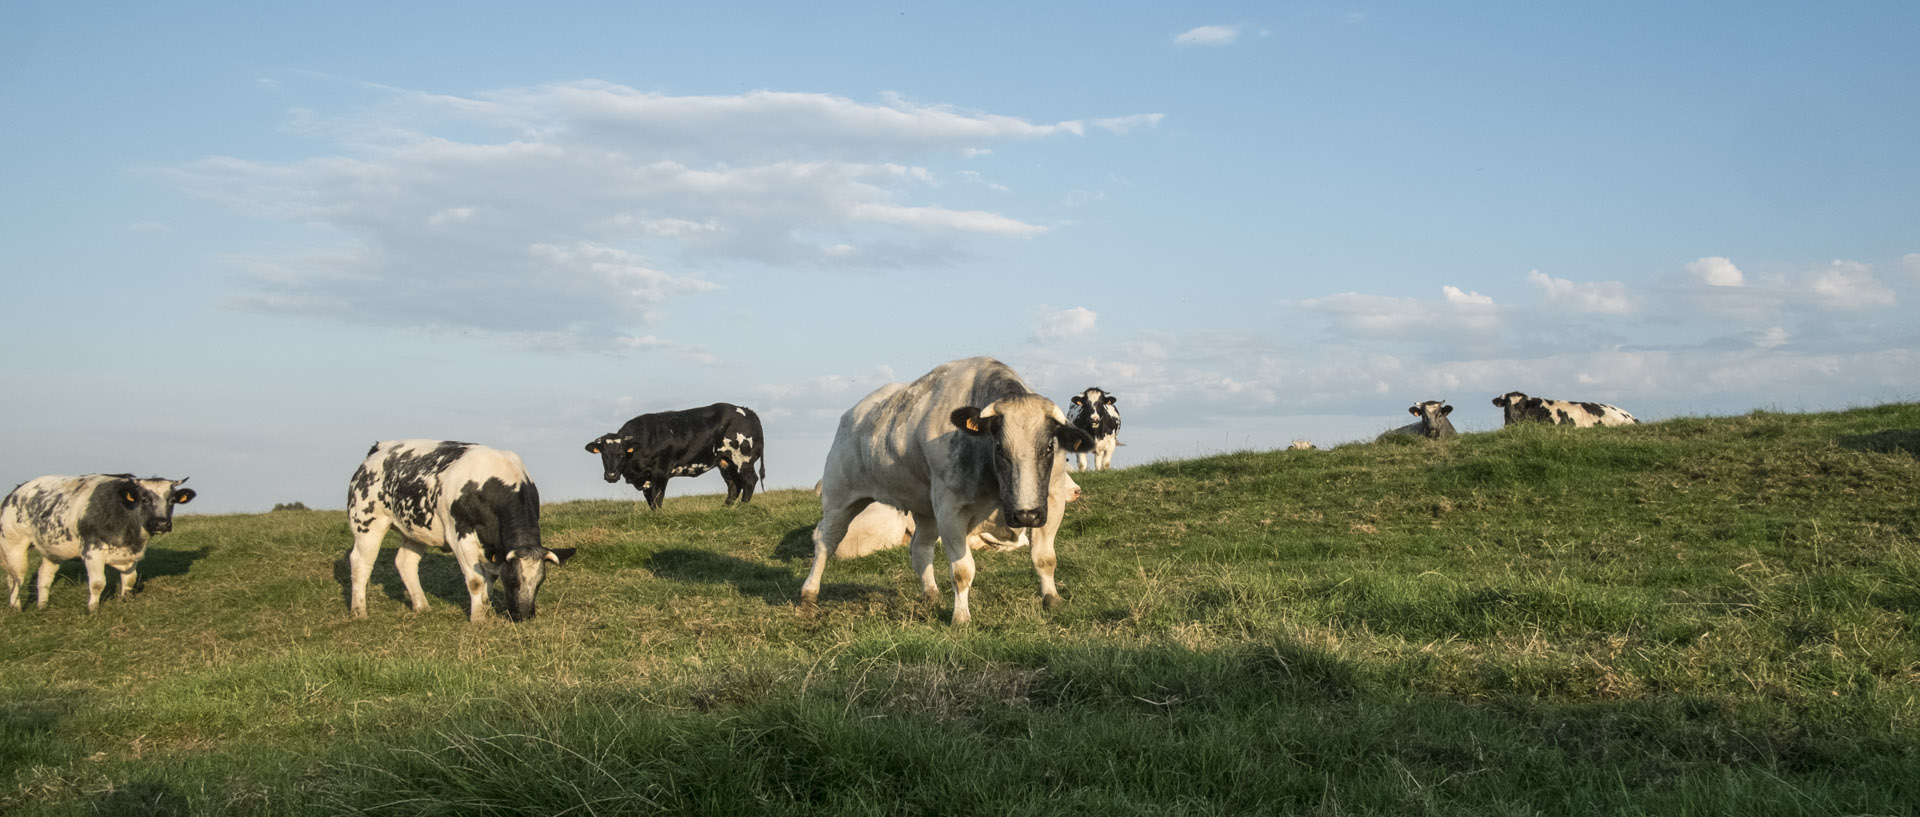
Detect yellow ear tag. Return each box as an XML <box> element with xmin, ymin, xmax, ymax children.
<box><xmin>588</xmin><ymin>446</ymin><xmax>599</xmax><ymax>454</ymax></box>
<box><xmin>966</xmin><ymin>417</ymin><xmax>981</xmax><ymax>432</ymax></box>
<box><xmin>123</xmin><ymin>491</ymin><xmax>137</xmax><ymax>503</ymax></box>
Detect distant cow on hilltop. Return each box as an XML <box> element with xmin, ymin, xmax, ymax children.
<box><xmin>1066</xmin><ymin>387</ymin><xmax>1122</xmax><ymax>470</ymax></box>
<box><xmin>586</xmin><ymin>403</ymin><xmax>765</xmax><ymax>509</ymax></box>
<box><xmin>1379</xmin><ymin>400</ymin><xmax>1458</xmax><ymax>441</ymax></box>
<box><xmin>1493</xmin><ymin>392</ymin><xmax>1638</xmax><ymax>427</ymax></box>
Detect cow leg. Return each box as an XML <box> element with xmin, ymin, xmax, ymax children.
<box><xmin>2</xmin><ymin>538</ymin><xmax>26</xmax><ymax>610</ymax></box>
<box><xmin>720</xmin><ymin>462</ymin><xmax>742</xmax><ymax>506</ymax></box>
<box><xmin>393</xmin><ymin>543</ymin><xmax>430</xmax><ymax>612</ymax></box>
<box><xmin>1031</xmin><ymin>488</ymin><xmax>1073</xmax><ymax>610</ymax></box>
<box><xmin>935</xmin><ymin>512</ymin><xmax>978</xmax><ymax>625</ymax></box>
<box><xmin>907</xmin><ymin>513</ymin><xmax>941</xmax><ymax>604</ymax></box>
<box><xmin>81</xmin><ymin>551</ymin><xmax>108</xmax><ymax>613</ymax></box>
<box><xmin>34</xmin><ymin>555</ymin><xmax>60</xmax><ymax>611</ymax></box>
<box><xmin>119</xmin><ymin>564</ymin><xmax>139</xmax><ymax>600</ymax></box>
<box><xmin>800</xmin><ymin>495</ymin><xmax>870</xmax><ymax>607</ymax></box>
<box><xmin>450</xmin><ymin>534</ymin><xmax>491</xmax><ymax>622</ymax></box>
<box><xmin>347</xmin><ymin>515</ymin><xmax>391</xmax><ymax>619</ymax></box>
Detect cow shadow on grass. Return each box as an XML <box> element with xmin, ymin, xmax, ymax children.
<box><xmin>138</xmin><ymin>546</ymin><xmax>212</xmax><ymax>583</ymax></box>
<box><xmin>329</xmin><ymin>548</ymin><xmax>474</xmax><ymax>612</ymax></box>
<box><xmin>90</xmin><ymin>781</ymin><xmax>187</xmax><ymax>817</ymax></box>
<box><xmin>773</xmin><ymin>524</ymin><xmax>817</xmax><ymax>561</ymax></box>
<box><xmin>646</xmin><ymin>547</ymin><xmax>885</xmax><ymax>606</ymax></box>
<box><xmin>1838</xmin><ymin>428</ymin><xmax>1920</xmax><ymax>460</ymax></box>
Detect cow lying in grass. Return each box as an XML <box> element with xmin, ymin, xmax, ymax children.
<box><xmin>820</xmin><ymin>473</ymin><xmax>1082</xmax><ymax>558</ymax></box>
<box><xmin>1378</xmin><ymin>400</ymin><xmax>1458</xmax><ymax>442</ymax></box>
<box><xmin>1493</xmin><ymin>392</ymin><xmax>1638</xmax><ymax>427</ymax></box>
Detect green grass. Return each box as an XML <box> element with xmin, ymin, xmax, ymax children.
<box><xmin>4</xmin><ymin>404</ymin><xmax>1917</xmax><ymax>815</ymax></box>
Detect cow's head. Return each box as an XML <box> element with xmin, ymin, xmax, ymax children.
<box><xmin>951</xmin><ymin>395</ymin><xmax>1095</xmax><ymax>529</ymax></box>
<box><xmin>105</xmin><ymin>476</ymin><xmax>195</xmax><ymax>536</ymax></box>
<box><xmin>1408</xmin><ymin>400</ymin><xmax>1457</xmax><ymax>440</ymax></box>
<box><xmin>1070</xmin><ymin>388</ymin><xmax>1119</xmax><ymax>429</ymax></box>
<box><xmin>584</xmin><ymin>434</ymin><xmax>636</xmax><ymax>483</ymax></box>
<box><xmin>492</xmin><ymin>545</ymin><xmax>576</xmax><ymax>622</ymax></box>
<box><xmin>1491</xmin><ymin>391</ymin><xmax>1539</xmax><ymax>425</ymax></box>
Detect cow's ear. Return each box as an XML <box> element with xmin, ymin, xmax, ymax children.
<box><xmin>951</xmin><ymin>407</ymin><xmax>992</xmax><ymax>435</ymax></box>
<box><xmin>1071</xmin><ymin>395</ymin><xmax>1084</xmax><ymax>406</ymax></box>
<box><xmin>1440</xmin><ymin>404</ymin><xmax>1453</xmax><ymax>416</ymax></box>
<box><xmin>171</xmin><ymin>488</ymin><xmax>196</xmax><ymax>505</ymax></box>
<box><xmin>1408</xmin><ymin>405</ymin><xmax>1421</xmax><ymax>415</ymax></box>
<box><xmin>1104</xmin><ymin>395</ymin><xmax>1117</xmax><ymax>406</ymax></box>
<box><xmin>546</xmin><ymin>547</ymin><xmax>576</xmax><ymax>565</ymax></box>
<box><xmin>585</xmin><ymin>440</ymin><xmax>602</xmax><ymax>454</ymax></box>
<box><xmin>1056</xmin><ymin>424</ymin><xmax>1096</xmax><ymax>453</ymax></box>
<box><xmin>1492</xmin><ymin>396</ymin><xmax>1507</xmax><ymax>407</ymax></box>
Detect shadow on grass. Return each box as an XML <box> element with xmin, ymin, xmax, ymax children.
<box><xmin>330</xmin><ymin>547</ymin><xmax>474</xmax><ymax>613</ymax></box>
<box><xmin>773</xmin><ymin>525</ymin><xmax>816</xmax><ymax>561</ymax></box>
<box><xmin>1837</xmin><ymin>428</ymin><xmax>1920</xmax><ymax>459</ymax></box>
<box><xmin>0</xmin><ymin>699</ymin><xmax>64</xmax><ymax>777</ymax></box>
<box><xmin>646</xmin><ymin>547</ymin><xmax>884</xmax><ymax>606</ymax></box>
<box><xmin>90</xmin><ymin>780</ymin><xmax>187</xmax><ymax>817</ymax></box>
<box><xmin>139</xmin><ymin>546</ymin><xmax>211</xmax><ymax>582</ymax></box>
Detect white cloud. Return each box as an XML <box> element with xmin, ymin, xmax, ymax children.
<box><xmin>1443</xmin><ymin>285</ymin><xmax>1493</xmax><ymax>305</ymax></box>
<box><xmin>1525</xmin><ymin>269</ymin><xmax>1633</xmax><ymax>314</ymax></box>
<box><xmin>1900</xmin><ymin>252</ymin><xmax>1920</xmax><ymax>279</ymax></box>
<box><xmin>1032</xmin><ymin>306</ymin><xmax>1099</xmax><ymax>342</ymax></box>
<box><xmin>1174</xmin><ymin>25</ymin><xmax>1241</xmax><ymax>45</ymax></box>
<box><xmin>1806</xmin><ymin>260</ymin><xmax>1895</xmax><ymax>309</ymax></box>
<box><xmin>1753</xmin><ymin>327</ymin><xmax>1789</xmax><ymax>349</ymax></box>
<box><xmin>161</xmin><ymin>81</ymin><xmax>1158</xmax><ymax>347</ymax></box>
<box><xmin>1687</xmin><ymin>256</ymin><xmax>1745</xmax><ymax>287</ymax></box>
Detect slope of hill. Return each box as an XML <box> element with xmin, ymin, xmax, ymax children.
<box><xmin>3</xmin><ymin>404</ymin><xmax>1917</xmax><ymax>815</ymax></box>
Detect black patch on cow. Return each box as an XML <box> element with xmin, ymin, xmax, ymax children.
<box><xmin>76</xmin><ymin>480</ymin><xmax>147</xmax><ymax>551</ymax></box>
<box><xmin>1579</xmin><ymin>402</ymin><xmax>1606</xmax><ymax>416</ymax></box>
<box><xmin>379</xmin><ymin>442</ymin><xmax>474</xmax><ymax>530</ymax></box>
<box><xmin>450</xmin><ymin>477</ymin><xmax>542</xmax><ymax>560</ymax></box>
<box><xmin>593</xmin><ymin>403</ymin><xmax>766</xmax><ymax>509</ymax></box>
<box><xmin>1555</xmin><ymin>409</ymin><xmax>1574</xmax><ymax>423</ymax></box>
<box><xmin>6</xmin><ymin>485</ymin><xmax>71</xmax><ymax>542</ymax></box>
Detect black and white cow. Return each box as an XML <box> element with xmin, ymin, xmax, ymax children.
<box><xmin>1378</xmin><ymin>400</ymin><xmax>1458</xmax><ymax>441</ymax></box>
<box><xmin>2</xmin><ymin>474</ymin><xmax>195</xmax><ymax>612</ymax></box>
<box><xmin>1492</xmin><ymin>392</ymin><xmax>1638</xmax><ymax>427</ymax></box>
<box><xmin>585</xmin><ymin>403</ymin><xmax>765</xmax><ymax>510</ymax></box>
<box><xmin>801</xmin><ymin>357</ymin><xmax>1096</xmax><ymax>624</ymax></box>
<box><xmin>347</xmin><ymin>440</ymin><xmax>573</xmax><ymax>622</ymax></box>
<box><xmin>1066</xmin><ymin>387</ymin><xmax>1123</xmax><ymax>471</ymax></box>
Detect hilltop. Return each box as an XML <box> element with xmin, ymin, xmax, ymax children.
<box><xmin>3</xmin><ymin>404</ymin><xmax>1917</xmax><ymax>815</ymax></box>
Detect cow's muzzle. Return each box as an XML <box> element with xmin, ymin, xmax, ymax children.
<box><xmin>604</xmin><ymin>472</ymin><xmax>620</xmax><ymax>483</ymax></box>
<box><xmin>145</xmin><ymin>519</ymin><xmax>172</xmax><ymax>535</ymax></box>
<box><xmin>1004</xmin><ymin>508</ymin><xmax>1047</xmax><ymax>529</ymax></box>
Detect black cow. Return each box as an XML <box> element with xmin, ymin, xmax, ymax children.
<box><xmin>586</xmin><ymin>403</ymin><xmax>766</xmax><ymax>509</ymax></box>
<box><xmin>1066</xmin><ymin>387</ymin><xmax>1122</xmax><ymax>470</ymax></box>
<box><xmin>3</xmin><ymin>474</ymin><xmax>196</xmax><ymax>612</ymax></box>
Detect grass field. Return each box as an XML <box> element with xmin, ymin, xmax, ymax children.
<box><xmin>3</xmin><ymin>404</ymin><xmax>1918</xmax><ymax>815</ymax></box>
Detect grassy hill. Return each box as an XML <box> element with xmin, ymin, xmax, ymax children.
<box><xmin>3</xmin><ymin>404</ymin><xmax>1917</xmax><ymax>815</ymax></box>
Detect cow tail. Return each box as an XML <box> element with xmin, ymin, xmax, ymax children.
<box><xmin>758</xmin><ymin>448</ymin><xmax>767</xmax><ymax>487</ymax></box>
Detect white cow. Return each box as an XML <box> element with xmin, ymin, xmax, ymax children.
<box><xmin>347</xmin><ymin>440</ymin><xmax>573</xmax><ymax>622</ymax></box>
<box><xmin>800</xmin><ymin>357</ymin><xmax>1096</xmax><ymax>624</ymax></box>
<box><xmin>1492</xmin><ymin>392</ymin><xmax>1638</xmax><ymax>427</ymax></box>
<box><xmin>2</xmin><ymin>474</ymin><xmax>195</xmax><ymax>612</ymax></box>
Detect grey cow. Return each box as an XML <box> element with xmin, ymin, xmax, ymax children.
<box><xmin>800</xmin><ymin>357</ymin><xmax>1095</xmax><ymax>624</ymax></box>
<box><xmin>2</xmin><ymin>474</ymin><xmax>196</xmax><ymax>612</ymax></box>
<box><xmin>1378</xmin><ymin>400</ymin><xmax>1458</xmax><ymax>441</ymax></box>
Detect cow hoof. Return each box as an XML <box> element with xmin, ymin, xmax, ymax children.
<box><xmin>950</xmin><ymin>611</ymin><xmax>971</xmax><ymax>626</ymax></box>
<box><xmin>1042</xmin><ymin>593</ymin><xmax>1064</xmax><ymax>611</ymax></box>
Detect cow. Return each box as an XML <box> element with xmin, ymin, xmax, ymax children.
<box><xmin>827</xmin><ymin>471</ymin><xmax>1086</xmax><ymax>559</ymax></box>
<box><xmin>800</xmin><ymin>357</ymin><xmax>1096</xmax><ymax>624</ymax></box>
<box><xmin>1288</xmin><ymin>439</ymin><xmax>1316</xmax><ymax>451</ymax></box>
<box><xmin>2</xmin><ymin>474</ymin><xmax>195</xmax><ymax>612</ymax></box>
<box><xmin>347</xmin><ymin>440</ymin><xmax>573</xmax><ymax>622</ymax></box>
<box><xmin>1066</xmin><ymin>387</ymin><xmax>1122</xmax><ymax>471</ymax></box>
<box><xmin>1378</xmin><ymin>400</ymin><xmax>1458</xmax><ymax>441</ymax></box>
<box><xmin>586</xmin><ymin>403</ymin><xmax>765</xmax><ymax>510</ymax></box>
<box><xmin>1492</xmin><ymin>392</ymin><xmax>1638</xmax><ymax>427</ymax></box>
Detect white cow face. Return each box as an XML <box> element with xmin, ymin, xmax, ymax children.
<box><xmin>115</xmin><ymin>477</ymin><xmax>196</xmax><ymax>536</ymax></box>
<box><xmin>496</xmin><ymin>545</ymin><xmax>576</xmax><ymax>621</ymax></box>
<box><xmin>1407</xmin><ymin>400</ymin><xmax>1456</xmax><ymax>439</ymax></box>
<box><xmin>951</xmin><ymin>395</ymin><xmax>1095</xmax><ymax>528</ymax></box>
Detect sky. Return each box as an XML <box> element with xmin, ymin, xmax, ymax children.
<box><xmin>3</xmin><ymin>2</ymin><xmax>1917</xmax><ymax>514</ymax></box>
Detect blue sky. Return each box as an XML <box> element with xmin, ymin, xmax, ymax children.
<box><xmin>3</xmin><ymin>2</ymin><xmax>1916</xmax><ymax>513</ymax></box>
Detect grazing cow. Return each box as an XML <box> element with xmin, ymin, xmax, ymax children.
<box><xmin>1289</xmin><ymin>439</ymin><xmax>1316</xmax><ymax>451</ymax></box>
<box><xmin>1066</xmin><ymin>387</ymin><xmax>1123</xmax><ymax>470</ymax></box>
<box><xmin>1378</xmin><ymin>400</ymin><xmax>1458</xmax><ymax>441</ymax></box>
<box><xmin>2</xmin><ymin>474</ymin><xmax>195</xmax><ymax>612</ymax></box>
<box><xmin>801</xmin><ymin>357</ymin><xmax>1095</xmax><ymax>624</ymax></box>
<box><xmin>347</xmin><ymin>440</ymin><xmax>573</xmax><ymax>622</ymax></box>
<box><xmin>586</xmin><ymin>403</ymin><xmax>765</xmax><ymax>510</ymax></box>
<box><xmin>1492</xmin><ymin>392</ymin><xmax>1638</xmax><ymax>427</ymax></box>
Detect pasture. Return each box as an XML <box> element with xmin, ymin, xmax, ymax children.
<box><xmin>3</xmin><ymin>404</ymin><xmax>1917</xmax><ymax>815</ymax></box>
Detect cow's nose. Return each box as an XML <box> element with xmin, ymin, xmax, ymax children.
<box><xmin>146</xmin><ymin>520</ymin><xmax>172</xmax><ymax>534</ymax></box>
<box><xmin>604</xmin><ymin>473</ymin><xmax>620</xmax><ymax>483</ymax></box>
<box><xmin>1005</xmin><ymin>508</ymin><xmax>1047</xmax><ymax>528</ymax></box>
